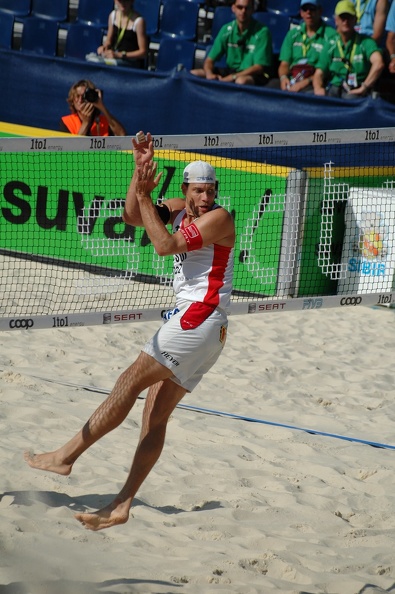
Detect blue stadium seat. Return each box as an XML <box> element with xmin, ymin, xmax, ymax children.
<box><xmin>134</xmin><ymin>0</ymin><xmax>161</xmax><ymax>37</ymax></box>
<box><xmin>266</xmin><ymin>0</ymin><xmax>301</xmax><ymax>17</ymax></box>
<box><xmin>76</xmin><ymin>0</ymin><xmax>114</xmax><ymax>29</ymax></box>
<box><xmin>0</xmin><ymin>0</ymin><xmax>31</xmax><ymax>18</ymax></box>
<box><xmin>322</xmin><ymin>0</ymin><xmax>338</xmax><ymax>19</ymax></box>
<box><xmin>31</xmin><ymin>0</ymin><xmax>69</xmax><ymax>22</ymax></box>
<box><xmin>253</xmin><ymin>12</ymin><xmax>290</xmax><ymax>55</ymax></box>
<box><xmin>64</xmin><ymin>23</ymin><xmax>103</xmax><ymax>60</ymax></box>
<box><xmin>156</xmin><ymin>38</ymin><xmax>196</xmax><ymax>71</ymax></box>
<box><xmin>0</xmin><ymin>12</ymin><xmax>14</xmax><ymax>49</ymax></box>
<box><xmin>196</xmin><ymin>5</ymin><xmax>233</xmax><ymax>50</ymax></box>
<box><xmin>322</xmin><ymin>15</ymin><xmax>336</xmax><ymax>28</ymax></box>
<box><xmin>153</xmin><ymin>0</ymin><xmax>199</xmax><ymax>41</ymax></box>
<box><xmin>210</xmin><ymin>6</ymin><xmax>234</xmax><ymax>41</ymax></box>
<box><xmin>20</xmin><ymin>16</ymin><xmax>59</xmax><ymax>55</ymax></box>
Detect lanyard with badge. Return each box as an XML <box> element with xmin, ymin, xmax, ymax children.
<box><xmin>296</xmin><ymin>31</ymin><xmax>315</xmax><ymax>67</ymax></box>
<box><xmin>354</xmin><ymin>0</ymin><xmax>367</xmax><ymax>22</ymax></box>
<box><xmin>337</xmin><ymin>37</ymin><xmax>358</xmax><ymax>87</ymax></box>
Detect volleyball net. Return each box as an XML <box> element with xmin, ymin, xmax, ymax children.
<box><xmin>0</xmin><ymin>127</ymin><xmax>394</xmax><ymax>331</ymax></box>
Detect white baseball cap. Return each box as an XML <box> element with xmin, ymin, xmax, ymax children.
<box><xmin>183</xmin><ymin>160</ymin><xmax>217</xmax><ymax>184</ymax></box>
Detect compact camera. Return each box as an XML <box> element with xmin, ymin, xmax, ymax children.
<box><xmin>83</xmin><ymin>88</ymin><xmax>99</xmax><ymax>103</ymax></box>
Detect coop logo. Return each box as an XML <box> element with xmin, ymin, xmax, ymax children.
<box><xmin>340</xmin><ymin>296</ymin><xmax>362</xmax><ymax>306</ymax></box>
<box><xmin>9</xmin><ymin>318</ymin><xmax>34</xmax><ymax>329</ymax></box>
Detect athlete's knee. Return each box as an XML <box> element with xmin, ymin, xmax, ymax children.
<box><xmin>118</xmin><ymin>357</ymin><xmax>153</xmax><ymax>393</ymax></box>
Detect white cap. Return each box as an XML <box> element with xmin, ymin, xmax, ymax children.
<box><xmin>183</xmin><ymin>160</ymin><xmax>216</xmax><ymax>184</ymax></box>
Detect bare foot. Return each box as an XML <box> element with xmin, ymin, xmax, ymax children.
<box><xmin>75</xmin><ymin>500</ymin><xmax>131</xmax><ymax>531</ymax></box>
<box><xmin>24</xmin><ymin>450</ymin><xmax>73</xmax><ymax>476</ymax></box>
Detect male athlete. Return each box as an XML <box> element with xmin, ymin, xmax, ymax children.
<box><xmin>25</xmin><ymin>132</ymin><xmax>235</xmax><ymax>531</ymax></box>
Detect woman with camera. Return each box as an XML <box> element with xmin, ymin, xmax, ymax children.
<box><xmin>60</xmin><ymin>79</ymin><xmax>126</xmax><ymax>136</ymax></box>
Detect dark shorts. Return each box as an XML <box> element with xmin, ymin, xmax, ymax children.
<box><xmin>215</xmin><ymin>67</ymin><xmax>268</xmax><ymax>86</ymax></box>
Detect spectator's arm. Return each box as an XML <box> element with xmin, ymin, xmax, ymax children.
<box><xmin>349</xmin><ymin>50</ymin><xmax>385</xmax><ymax>95</ymax></box>
<box><xmin>278</xmin><ymin>61</ymin><xmax>290</xmax><ymax>90</ymax></box>
<box><xmin>386</xmin><ymin>31</ymin><xmax>395</xmax><ymax>73</ymax></box>
<box><xmin>99</xmin><ymin>14</ymin><xmax>114</xmax><ymax>54</ymax></box>
<box><xmin>115</xmin><ymin>18</ymin><xmax>148</xmax><ymax>61</ymax></box>
<box><xmin>363</xmin><ymin>50</ymin><xmax>385</xmax><ymax>88</ymax></box>
<box><xmin>372</xmin><ymin>0</ymin><xmax>389</xmax><ymax>43</ymax></box>
<box><xmin>203</xmin><ymin>57</ymin><xmax>219</xmax><ymax>80</ymax></box>
<box><xmin>312</xmin><ymin>68</ymin><xmax>326</xmax><ymax>95</ymax></box>
<box><xmin>94</xmin><ymin>91</ymin><xmax>126</xmax><ymax>136</ymax></box>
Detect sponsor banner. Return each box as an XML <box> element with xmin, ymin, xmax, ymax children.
<box><xmin>338</xmin><ymin>188</ymin><xmax>395</xmax><ymax>294</ymax></box>
<box><xmin>0</xmin><ymin>127</ymin><xmax>395</xmax><ymax>153</ymax></box>
<box><xmin>0</xmin><ymin>149</ymin><xmax>289</xmax><ymax>297</ymax></box>
<box><xmin>2</xmin><ymin>291</ymin><xmax>393</xmax><ymax>331</ymax></box>
<box><xmin>298</xmin><ymin>170</ymin><xmax>395</xmax><ymax>297</ymax></box>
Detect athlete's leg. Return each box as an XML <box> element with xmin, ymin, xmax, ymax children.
<box><xmin>24</xmin><ymin>351</ymin><xmax>174</xmax><ymax>476</ymax></box>
<box><xmin>74</xmin><ymin>378</ymin><xmax>187</xmax><ymax>530</ymax></box>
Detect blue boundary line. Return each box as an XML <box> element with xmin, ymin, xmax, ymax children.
<box><xmin>175</xmin><ymin>402</ymin><xmax>395</xmax><ymax>451</ymax></box>
<box><xmin>7</xmin><ymin>371</ymin><xmax>395</xmax><ymax>452</ymax></box>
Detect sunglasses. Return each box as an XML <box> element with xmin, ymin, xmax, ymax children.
<box><xmin>301</xmin><ymin>4</ymin><xmax>319</xmax><ymax>10</ymax></box>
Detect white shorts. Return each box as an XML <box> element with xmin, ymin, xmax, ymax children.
<box><xmin>143</xmin><ymin>301</ymin><xmax>228</xmax><ymax>392</ymax></box>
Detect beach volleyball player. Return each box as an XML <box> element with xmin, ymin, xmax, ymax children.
<box><xmin>24</xmin><ymin>132</ymin><xmax>235</xmax><ymax>531</ymax></box>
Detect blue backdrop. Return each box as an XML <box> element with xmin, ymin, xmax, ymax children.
<box><xmin>1</xmin><ymin>49</ymin><xmax>395</xmax><ymax>136</ymax></box>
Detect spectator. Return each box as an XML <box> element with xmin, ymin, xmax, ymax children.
<box><xmin>60</xmin><ymin>80</ymin><xmax>126</xmax><ymax>136</ymax></box>
<box><xmin>267</xmin><ymin>0</ymin><xmax>337</xmax><ymax>93</ymax></box>
<box><xmin>312</xmin><ymin>0</ymin><xmax>384</xmax><ymax>98</ymax></box>
<box><xmin>385</xmin><ymin>0</ymin><xmax>395</xmax><ymax>73</ymax></box>
<box><xmin>190</xmin><ymin>0</ymin><xmax>272</xmax><ymax>85</ymax></box>
<box><xmin>351</xmin><ymin>0</ymin><xmax>389</xmax><ymax>45</ymax></box>
<box><xmin>86</xmin><ymin>0</ymin><xmax>147</xmax><ymax>68</ymax></box>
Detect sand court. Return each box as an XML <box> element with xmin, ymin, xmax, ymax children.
<box><xmin>1</xmin><ymin>304</ymin><xmax>395</xmax><ymax>593</ymax></box>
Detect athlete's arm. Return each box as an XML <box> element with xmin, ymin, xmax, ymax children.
<box><xmin>136</xmin><ymin>164</ymin><xmax>234</xmax><ymax>255</ymax></box>
<box><xmin>187</xmin><ymin>206</ymin><xmax>235</xmax><ymax>248</ymax></box>
<box><xmin>123</xmin><ymin>132</ymin><xmax>158</xmax><ymax>226</ymax></box>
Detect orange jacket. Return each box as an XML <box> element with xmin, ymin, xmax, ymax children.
<box><xmin>61</xmin><ymin>113</ymin><xmax>111</xmax><ymax>136</ymax></box>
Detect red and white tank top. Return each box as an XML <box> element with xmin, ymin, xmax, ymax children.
<box><xmin>172</xmin><ymin>207</ymin><xmax>234</xmax><ymax>312</ymax></box>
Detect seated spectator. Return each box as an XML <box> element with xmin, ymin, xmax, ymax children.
<box><xmin>190</xmin><ymin>0</ymin><xmax>272</xmax><ymax>85</ymax></box>
<box><xmin>60</xmin><ymin>80</ymin><xmax>126</xmax><ymax>136</ymax></box>
<box><xmin>267</xmin><ymin>0</ymin><xmax>337</xmax><ymax>93</ymax></box>
<box><xmin>86</xmin><ymin>0</ymin><xmax>147</xmax><ymax>69</ymax></box>
<box><xmin>385</xmin><ymin>0</ymin><xmax>395</xmax><ymax>73</ymax></box>
<box><xmin>351</xmin><ymin>0</ymin><xmax>389</xmax><ymax>45</ymax></box>
<box><xmin>312</xmin><ymin>0</ymin><xmax>384</xmax><ymax>98</ymax></box>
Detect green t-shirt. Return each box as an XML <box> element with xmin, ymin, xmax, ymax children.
<box><xmin>316</xmin><ymin>32</ymin><xmax>381</xmax><ymax>87</ymax></box>
<box><xmin>208</xmin><ymin>18</ymin><xmax>272</xmax><ymax>70</ymax></box>
<box><xmin>279</xmin><ymin>21</ymin><xmax>337</xmax><ymax>69</ymax></box>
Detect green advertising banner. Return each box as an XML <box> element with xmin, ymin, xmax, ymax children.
<box><xmin>0</xmin><ymin>149</ymin><xmax>291</xmax><ymax>297</ymax></box>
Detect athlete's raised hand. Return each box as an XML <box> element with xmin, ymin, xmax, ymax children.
<box><xmin>132</xmin><ymin>131</ymin><xmax>154</xmax><ymax>168</ymax></box>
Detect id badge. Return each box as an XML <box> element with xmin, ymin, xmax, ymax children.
<box><xmin>297</xmin><ymin>58</ymin><xmax>308</xmax><ymax>65</ymax></box>
<box><xmin>347</xmin><ymin>73</ymin><xmax>357</xmax><ymax>88</ymax></box>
